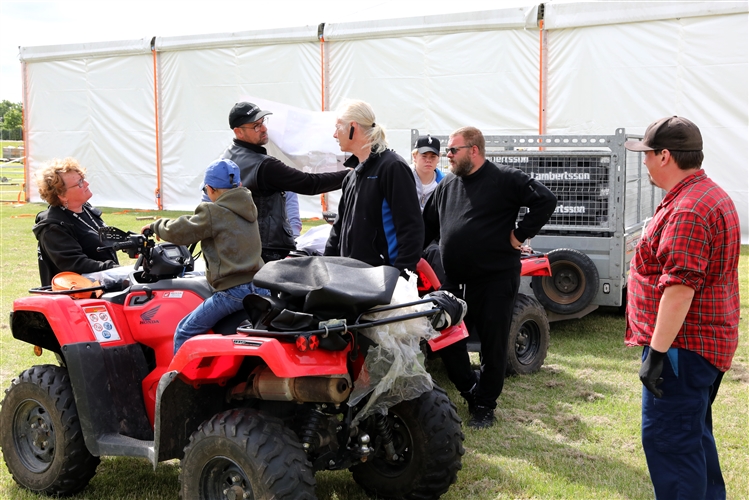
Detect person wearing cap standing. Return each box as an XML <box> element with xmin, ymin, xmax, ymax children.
<box><xmin>411</xmin><ymin>135</ymin><xmax>445</xmax><ymax>211</ymax></box>
<box><xmin>411</xmin><ymin>135</ymin><xmax>446</xmax><ymax>283</ymax></box>
<box><xmin>422</xmin><ymin>126</ymin><xmax>557</xmax><ymax>428</ymax></box>
<box><xmin>142</xmin><ymin>159</ymin><xmax>264</xmax><ymax>354</ymax></box>
<box><xmin>324</xmin><ymin>99</ymin><xmax>424</xmax><ymax>275</ymax></box>
<box><xmin>624</xmin><ymin>116</ymin><xmax>739</xmax><ymax>499</ymax></box>
<box><xmin>222</xmin><ymin>102</ymin><xmax>349</xmax><ymax>262</ymax></box>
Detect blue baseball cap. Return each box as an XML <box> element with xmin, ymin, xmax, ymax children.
<box><xmin>203</xmin><ymin>159</ymin><xmax>240</xmax><ymax>190</ymax></box>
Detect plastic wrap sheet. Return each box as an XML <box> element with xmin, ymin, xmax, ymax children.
<box><xmin>348</xmin><ymin>273</ymin><xmax>437</xmax><ymax>424</ymax></box>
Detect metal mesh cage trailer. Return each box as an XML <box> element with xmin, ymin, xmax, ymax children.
<box><xmin>410</xmin><ymin>129</ymin><xmax>664</xmax><ymax>312</ymax></box>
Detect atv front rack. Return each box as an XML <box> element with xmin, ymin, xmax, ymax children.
<box><xmin>29</xmin><ymin>284</ymin><xmax>106</xmax><ymax>296</ymax></box>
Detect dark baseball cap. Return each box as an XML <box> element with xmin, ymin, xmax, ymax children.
<box><xmin>624</xmin><ymin>116</ymin><xmax>703</xmax><ymax>152</ymax></box>
<box><xmin>229</xmin><ymin>102</ymin><xmax>273</xmax><ymax>129</ymax></box>
<box><xmin>414</xmin><ymin>134</ymin><xmax>440</xmax><ymax>155</ymax></box>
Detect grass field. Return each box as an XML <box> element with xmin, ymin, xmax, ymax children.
<box><xmin>0</xmin><ymin>202</ymin><xmax>746</xmax><ymax>500</ymax></box>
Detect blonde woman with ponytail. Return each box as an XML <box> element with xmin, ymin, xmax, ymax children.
<box><xmin>325</xmin><ymin>100</ymin><xmax>424</xmax><ymax>276</ymax></box>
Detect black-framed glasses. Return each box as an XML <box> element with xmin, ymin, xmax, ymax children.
<box><xmin>241</xmin><ymin>117</ymin><xmax>269</xmax><ymax>132</ymax></box>
<box><xmin>445</xmin><ymin>145</ymin><xmax>472</xmax><ymax>155</ymax></box>
<box><xmin>202</xmin><ymin>185</ymin><xmax>210</xmax><ymax>194</ymax></box>
<box><xmin>66</xmin><ymin>177</ymin><xmax>86</xmax><ymax>189</ymax></box>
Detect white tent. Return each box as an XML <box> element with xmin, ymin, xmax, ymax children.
<box><xmin>19</xmin><ymin>1</ymin><xmax>748</xmax><ymax>240</ymax></box>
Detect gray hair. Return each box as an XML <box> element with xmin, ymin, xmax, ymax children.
<box><xmin>337</xmin><ymin>99</ymin><xmax>388</xmax><ymax>154</ymax></box>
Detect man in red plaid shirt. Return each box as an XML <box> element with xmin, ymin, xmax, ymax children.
<box><xmin>624</xmin><ymin>116</ymin><xmax>740</xmax><ymax>500</ymax></box>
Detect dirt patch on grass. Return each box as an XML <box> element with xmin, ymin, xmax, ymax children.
<box><xmin>727</xmin><ymin>361</ymin><xmax>749</xmax><ymax>384</ymax></box>
<box><xmin>575</xmin><ymin>390</ymin><xmax>605</xmax><ymax>402</ymax></box>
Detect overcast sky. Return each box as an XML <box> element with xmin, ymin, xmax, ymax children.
<box><xmin>0</xmin><ymin>0</ymin><xmax>536</xmax><ymax>103</ymax></box>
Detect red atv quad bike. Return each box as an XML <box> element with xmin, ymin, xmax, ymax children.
<box><xmin>416</xmin><ymin>250</ymin><xmax>552</xmax><ymax>375</ymax></box>
<box><xmin>1</xmin><ymin>227</ymin><xmax>466</xmax><ymax>499</ymax></box>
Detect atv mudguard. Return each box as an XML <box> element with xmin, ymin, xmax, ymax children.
<box><xmin>11</xmin><ymin>294</ymin><xmax>133</xmax><ymax>354</ymax></box>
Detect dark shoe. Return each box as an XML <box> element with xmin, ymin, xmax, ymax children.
<box><xmin>468</xmin><ymin>405</ymin><xmax>496</xmax><ymax>429</ymax></box>
<box><xmin>459</xmin><ymin>370</ymin><xmax>481</xmax><ymax>414</ymax></box>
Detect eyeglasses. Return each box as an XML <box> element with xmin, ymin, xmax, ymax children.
<box><xmin>66</xmin><ymin>177</ymin><xmax>86</xmax><ymax>189</ymax></box>
<box><xmin>240</xmin><ymin>117</ymin><xmax>270</xmax><ymax>132</ymax></box>
<box><xmin>202</xmin><ymin>185</ymin><xmax>210</xmax><ymax>194</ymax></box>
<box><xmin>445</xmin><ymin>145</ymin><xmax>472</xmax><ymax>155</ymax></box>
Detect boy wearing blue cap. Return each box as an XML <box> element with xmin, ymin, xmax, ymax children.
<box><xmin>141</xmin><ymin>159</ymin><xmax>263</xmax><ymax>354</ymax></box>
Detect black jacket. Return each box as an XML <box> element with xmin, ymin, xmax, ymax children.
<box><xmin>423</xmin><ymin>160</ymin><xmax>557</xmax><ymax>284</ymax></box>
<box><xmin>32</xmin><ymin>204</ymin><xmax>119</xmax><ymax>286</ymax></box>
<box><xmin>222</xmin><ymin>140</ymin><xmax>348</xmax><ymax>252</ymax></box>
<box><xmin>324</xmin><ymin>149</ymin><xmax>424</xmax><ymax>273</ymax></box>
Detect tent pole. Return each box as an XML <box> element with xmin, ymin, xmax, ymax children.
<box><xmin>319</xmin><ymin>23</ymin><xmax>329</xmax><ymax>213</ymax></box>
<box><xmin>538</xmin><ymin>19</ymin><xmax>547</xmax><ymax>136</ymax></box>
<box><xmin>319</xmin><ymin>23</ymin><xmax>326</xmax><ymax>112</ymax></box>
<box><xmin>21</xmin><ymin>59</ymin><xmax>29</xmax><ymax>203</ymax></box>
<box><xmin>151</xmin><ymin>37</ymin><xmax>163</xmax><ymax>210</ymax></box>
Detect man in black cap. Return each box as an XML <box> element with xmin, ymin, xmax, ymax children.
<box><xmin>221</xmin><ymin>101</ymin><xmax>349</xmax><ymax>262</ymax></box>
<box><xmin>624</xmin><ymin>116</ymin><xmax>740</xmax><ymax>500</ymax></box>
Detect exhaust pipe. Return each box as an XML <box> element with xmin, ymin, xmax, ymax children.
<box><xmin>230</xmin><ymin>366</ymin><xmax>351</xmax><ymax>404</ymax></box>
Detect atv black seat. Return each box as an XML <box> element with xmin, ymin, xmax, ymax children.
<box><xmin>252</xmin><ymin>256</ymin><xmax>400</xmax><ymax>318</ymax></box>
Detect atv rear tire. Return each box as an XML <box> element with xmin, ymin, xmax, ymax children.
<box><xmin>180</xmin><ymin>409</ymin><xmax>316</xmax><ymax>500</ymax></box>
<box><xmin>0</xmin><ymin>364</ymin><xmax>100</xmax><ymax>496</ymax></box>
<box><xmin>532</xmin><ymin>248</ymin><xmax>599</xmax><ymax>314</ymax></box>
<box><xmin>351</xmin><ymin>385</ymin><xmax>464</xmax><ymax>499</ymax></box>
<box><xmin>506</xmin><ymin>294</ymin><xmax>550</xmax><ymax>375</ymax></box>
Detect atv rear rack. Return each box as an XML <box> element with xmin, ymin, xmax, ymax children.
<box><xmin>237</xmin><ymin>298</ymin><xmax>441</xmax><ymax>339</ymax></box>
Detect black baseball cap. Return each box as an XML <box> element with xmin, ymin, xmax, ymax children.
<box><xmin>414</xmin><ymin>135</ymin><xmax>440</xmax><ymax>155</ymax></box>
<box><xmin>624</xmin><ymin>116</ymin><xmax>703</xmax><ymax>152</ymax></box>
<box><xmin>229</xmin><ymin>102</ymin><xmax>273</xmax><ymax>129</ymax></box>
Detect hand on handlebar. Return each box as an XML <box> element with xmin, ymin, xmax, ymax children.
<box><xmin>141</xmin><ymin>225</ymin><xmax>159</xmax><ymax>241</ymax></box>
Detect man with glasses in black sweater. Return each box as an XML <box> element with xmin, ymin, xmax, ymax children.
<box><xmin>423</xmin><ymin>126</ymin><xmax>556</xmax><ymax>428</ymax></box>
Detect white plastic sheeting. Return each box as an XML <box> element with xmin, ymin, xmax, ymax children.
<box><xmin>19</xmin><ymin>2</ymin><xmax>748</xmax><ymax>241</ymax></box>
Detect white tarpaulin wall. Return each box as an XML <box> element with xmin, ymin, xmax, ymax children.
<box><xmin>19</xmin><ymin>2</ymin><xmax>748</xmax><ymax>240</ymax></box>
<box><xmin>21</xmin><ymin>39</ymin><xmax>158</xmax><ymax>209</ymax></box>
<box><xmin>155</xmin><ymin>27</ymin><xmax>324</xmax><ymax>209</ymax></box>
<box><xmin>544</xmin><ymin>8</ymin><xmax>748</xmax><ymax>241</ymax></box>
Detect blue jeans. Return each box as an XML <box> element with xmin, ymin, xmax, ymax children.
<box><xmin>174</xmin><ymin>282</ymin><xmax>261</xmax><ymax>354</ymax></box>
<box><xmin>641</xmin><ymin>347</ymin><xmax>726</xmax><ymax>500</ymax></box>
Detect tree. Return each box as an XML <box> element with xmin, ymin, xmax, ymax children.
<box><xmin>3</xmin><ymin>109</ymin><xmax>22</xmax><ymax>130</ymax></box>
<box><xmin>0</xmin><ymin>101</ymin><xmax>23</xmax><ymax>141</ymax></box>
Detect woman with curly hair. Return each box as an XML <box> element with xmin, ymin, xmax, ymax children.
<box><xmin>32</xmin><ymin>157</ymin><xmax>118</xmax><ymax>286</ymax></box>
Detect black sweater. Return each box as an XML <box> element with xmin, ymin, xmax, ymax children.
<box><xmin>325</xmin><ymin>149</ymin><xmax>424</xmax><ymax>273</ymax></box>
<box><xmin>32</xmin><ymin>204</ymin><xmax>119</xmax><ymax>286</ymax></box>
<box><xmin>423</xmin><ymin>160</ymin><xmax>557</xmax><ymax>284</ymax></box>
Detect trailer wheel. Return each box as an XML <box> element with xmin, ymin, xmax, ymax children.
<box><xmin>532</xmin><ymin>248</ymin><xmax>599</xmax><ymax>315</ymax></box>
<box><xmin>0</xmin><ymin>364</ymin><xmax>100</xmax><ymax>496</ymax></box>
<box><xmin>180</xmin><ymin>409</ymin><xmax>315</xmax><ymax>500</ymax></box>
<box><xmin>507</xmin><ymin>294</ymin><xmax>549</xmax><ymax>375</ymax></box>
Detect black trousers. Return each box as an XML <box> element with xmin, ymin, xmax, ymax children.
<box><xmin>439</xmin><ymin>273</ymin><xmax>520</xmax><ymax>409</ymax></box>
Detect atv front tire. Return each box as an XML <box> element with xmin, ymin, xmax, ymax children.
<box><xmin>506</xmin><ymin>294</ymin><xmax>550</xmax><ymax>375</ymax></box>
<box><xmin>0</xmin><ymin>364</ymin><xmax>100</xmax><ymax>496</ymax></box>
<box><xmin>351</xmin><ymin>385</ymin><xmax>464</xmax><ymax>499</ymax></box>
<box><xmin>180</xmin><ymin>408</ymin><xmax>316</xmax><ymax>500</ymax></box>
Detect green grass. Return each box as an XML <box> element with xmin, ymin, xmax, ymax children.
<box><xmin>0</xmin><ymin>202</ymin><xmax>747</xmax><ymax>499</ymax></box>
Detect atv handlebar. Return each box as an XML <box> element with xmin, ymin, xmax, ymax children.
<box><xmin>97</xmin><ymin>226</ymin><xmax>153</xmax><ymax>260</ymax></box>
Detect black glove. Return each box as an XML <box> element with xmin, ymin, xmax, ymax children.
<box><xmin>427</xmin><ymin>290</ymin><xmax>467</xmax><ymax>330</ymax></box>
<box><xmin>639</xmin><ymin>347</ymin><xmax>667</xmax><ymax>398</ymax></box>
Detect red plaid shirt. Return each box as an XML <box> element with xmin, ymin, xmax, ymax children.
<box><xmin>626</xmin><ymin>170</ymin><xmax>740</xmax><ymax>371</ymax></box>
